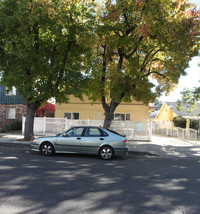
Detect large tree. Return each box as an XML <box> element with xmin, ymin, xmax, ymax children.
<box><xmin>86</xmin><ymin>0</ymin><xmax>200</xmax><ymax>128</ymax></box>
<box><xmin>0</xmin><ymin>0</ymin><xmax>96</xmax><ymax>140</ymax></box>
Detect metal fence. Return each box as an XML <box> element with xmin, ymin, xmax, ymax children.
<box><xmin>22</xmin><ymin>117</ymin><xmax>152</xmax><ymax>141</ymax></box>
<box><xmin>152</xmin><ymin>121</ymin><xmax>197</xmax><ymax>141</ymax></box>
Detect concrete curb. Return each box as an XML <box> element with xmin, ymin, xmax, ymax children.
<box><xmin>0</xmin><ymin>141</ymin><xmax>30</xmax><ymax>149</ymax></box>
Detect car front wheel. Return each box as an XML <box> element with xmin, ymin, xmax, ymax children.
<box><xmin>99</xmin><ymin>146</ymin><xmax>114</xmax><ymax>160</ymax></box>
<box><xmin>40</xmin><ymin>142</ymin><xmax>55</xmax><ymax>156</ymax></box>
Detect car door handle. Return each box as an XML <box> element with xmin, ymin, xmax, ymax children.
<box><xmin>77</xmin><ymin>138</ymin><xmax>81</xmax><ymax>140</ymax></box>
<box><xmin>100</xmin><ymin>138</ymin><xmax>104</xmax><ymax>140</ymax></box>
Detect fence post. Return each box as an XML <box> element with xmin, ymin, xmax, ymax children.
<box><xmin>22</xmin><ymin>116</ymin><xmax>25</xmax><ymax>135</ymax></box>
<box><xmin>182</xmin><ymin>129</ymin><xmax>184</xmax><ymax>139</ymax></box>
<box><xmin>65</xmin><ymin>118</ymin><xmax>68</xmax><ymax>130</ymax></box>
<box><xmin>43</xmin><ymin>117</ymin><xmax>46</xmax><ymax>136</ymax></box>
<box><xmin>195</xmin><ymin>130</ymin><xmax>197</xmax><ymax>141</ymax></box>
<box><xmin>149</xmin><ymin>120</ymin><xmax>152</xmax><ymax>141</ymax></box>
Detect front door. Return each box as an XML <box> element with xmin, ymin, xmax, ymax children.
<box><xmin>55</xmin><ymin>127</ymin><xmax>84</xmax><ymax>153</ymax></box>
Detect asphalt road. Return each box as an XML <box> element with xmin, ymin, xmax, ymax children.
<box><xmin>1</xmin><ymin>146</ymin><xmax>200</xmax><ymax>214</ymax></box>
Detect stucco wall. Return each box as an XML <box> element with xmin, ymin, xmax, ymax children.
<box><xmin>55</xmin><ymin>96</ymin><xmax>149</xmax><ymax>121</ymax></box>
<box><xmin>153</xmin><ymin>103</ymin><xmax>177</xmax><ymax>122</ymax></box>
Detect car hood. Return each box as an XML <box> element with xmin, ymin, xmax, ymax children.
<box><xmin>35</xmin><ymin>136</ymin><xmax>58</xmax><ymax>141</ymax></box>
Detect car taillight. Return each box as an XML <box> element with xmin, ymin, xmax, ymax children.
<box><xmin>123</xmin><ymin>139</ymin><xmax>127</xmax><ymax>143</ymax></box>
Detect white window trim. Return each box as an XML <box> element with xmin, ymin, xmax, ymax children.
<box><xmin>6</xmin><ymin>108</ymin><xmax>16</xmax><ymax>119</ymax></box>
<box><xmin>114</xmin><ymin>113</ymin><xmax>130</xmax><ymax>121</ymax></box>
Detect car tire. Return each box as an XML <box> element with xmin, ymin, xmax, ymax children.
<box><xmin>99</xmin><ymin>146</ymin><xmax>114</xmax><ymax>160</ymax></box>
<box><xmin>40</xmin><ymin>142</ymin><xmax>55</xmax><ymax>156</ymax></box>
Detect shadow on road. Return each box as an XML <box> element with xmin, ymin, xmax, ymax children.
<box><xmin>0</xmin><ymin>148</ymin><xmax>200</xmax><ymax>214</ymax></box>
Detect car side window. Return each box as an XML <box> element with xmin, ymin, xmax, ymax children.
<box><xmin>66</xmin><ymin>127</ymin><xmax>84</xmax><ymax>137</ymax></box>
<box><xmin>85</xmin><ymin>128</ymin><xmax>102</xmax><ymax>137</ymax></box>
<box><xmin>100</xmin><ymin>129</ymin><xmax>109</xmax><ymax>137</ymax></box>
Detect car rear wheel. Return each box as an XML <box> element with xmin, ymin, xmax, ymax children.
<box><xmin>40</xmin><ymin>142</ymin><xmax>55</xmax><ymax>156</ymax></box>
<box><xmin>99</xmin><ymin>146</ymin><xmax>114</xmax><ymax>160</ymax></box>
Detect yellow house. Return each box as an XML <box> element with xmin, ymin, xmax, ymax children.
<box><xmin>55</xmin><ymin>95</ymin><xmax>150</xmax><ymax>122</ymax></box>
<box><xmin>153</xmin><ymin>102</ymin><xmax>200</xmax><ymax>123</ymax></box>
<box><xmin>153</xmin><ymin>102</ymin><xmax>177</xmax><ymax>122</ymax></box>
<box><xmin>152</xmin><ymin>102</ymin><xmax>200</xmax><ymax>130</ymax></box>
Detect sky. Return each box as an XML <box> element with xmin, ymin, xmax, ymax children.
<box><xmin>159</xmin><ymin>0</ymin><xmax>200</xmax><ymax>102</ymax></box>
<box><xmin>159</xmin><ymin>56</ymin><xmax>200</xmax><ymax>102</ymax></box>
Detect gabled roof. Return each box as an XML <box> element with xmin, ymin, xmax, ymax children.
<box><xmin>165</xmin><ymin>102</ymin><xmax>200</xmax><ymax>116</ymax></box>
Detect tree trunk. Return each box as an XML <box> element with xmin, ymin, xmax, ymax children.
<box><xmin>102</xmin><ymin>98</ymin><xmax>120</xmax><ymax>129</ymax></box>
<box><xmin>24</xmin><ymin>103</ymin><xmax>40</xmax><ymax>141</ymax></box>
<box><xmin>103</xmin><ymin>111</ymin><xmax>114</xmax><ymax>129</ymax></box>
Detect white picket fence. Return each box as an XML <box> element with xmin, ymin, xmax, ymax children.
<box><xmin>152</xmin><ymin>121</ymin><xmax>197</xmax><ymax>141</ymax></box>
<box><xmin>22</xmin><ymin>117</ymin><xmax>152</xmax><ymax>141</ymax></box>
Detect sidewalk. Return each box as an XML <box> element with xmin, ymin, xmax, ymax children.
<box><xmin>1</xmin><ymin>133</ymin><xmax>200</xmax><ymax>158</ymax></box>
<box><xmin>128</xmin><ymin>135</ymin><xmax>200</xmax><ymax>158</ymax></box>
<box><xmin>0</xmin><ymin>133</ymin><xmax>31</xmax><ymax>148</ymax></box>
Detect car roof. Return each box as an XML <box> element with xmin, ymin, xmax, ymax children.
<box><xmin>70</xmin><ymin>126</ymin><xmax>103</xmax><ymax>128</ymax></box>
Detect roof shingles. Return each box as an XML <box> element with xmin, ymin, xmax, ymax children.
<box><xmin>166</xmin><ymin>102</ymin><xmax>200</xmax><ymax>116</ymax></box>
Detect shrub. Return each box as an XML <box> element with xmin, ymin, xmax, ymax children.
<box><xmin>190</xmin><ymin>120</ymin><xmax>199</xmax><ymax>130</ymax></box>
<box><xmin>173</xmin><ymin>116</ymin><xmax>186</xmax><ymax>128</ymax></box>
<box><xmin>4</xmin><ymin>120</ymin><xmax>22</xmax><ymax>131</ymax></box>
<box><xmin>173</xmin><ymin>116</ymin><xmax>199</xmax><ymax>130</ymax></box>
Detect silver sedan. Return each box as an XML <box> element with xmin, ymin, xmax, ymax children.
<box><xmin>30</xmin><ymin>126</ymin><xmax>128</xmax><ymax>160</ymax></box>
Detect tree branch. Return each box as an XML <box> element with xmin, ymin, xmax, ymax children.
<box><xmin>141</xmin><ymin>49</ymin><xmax>162</xmax><ymax>72</ymax></box>
<box><xmin>124</xmin><ymin>36</ymin><xmax>143</xmax><ymax>59</ymax></box>
<box><xmin>146</xmin><ymin>71</ymin><xmax>166</xmax><ymax>78</ymax></box>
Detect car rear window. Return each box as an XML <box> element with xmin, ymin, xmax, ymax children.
<box><xmin>106</xmin><ymin>129</ymin><xmax>125</xmax><ymax>137</ymax></box>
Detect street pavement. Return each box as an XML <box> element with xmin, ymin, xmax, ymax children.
<box><xmin>0</xmin><ymin>133</ymin><xmax>200</xmax><ymax>158</ymax></box>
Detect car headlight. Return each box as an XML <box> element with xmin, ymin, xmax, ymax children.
<box><xmin>33</xmin><ymin>139</ymin><xmax>39</xmax><ymax>143</ymax></box>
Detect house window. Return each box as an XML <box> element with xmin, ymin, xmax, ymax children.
<box><xmin>126</xmin><ymin>114</ymin><xmax>131</xmax><ymax>120</ymax></box>
<box><xmin>64</xmin><ymin>112</ymin><xmax>79</xmax><ymax>120</ymax></box>
<box><xmin>6</xmin><ymin>108</ymin><xmax>16</xmax><ymax>119</ymax></box>
<box><xmin>5</xmin><ymin>86</ymin><xmax>17</xmax><ymax>96</ymax></box>
<box><xmin>114</xmin><ymin>113</ymin><xmax>130</xmax><ymax>121</ymax></box>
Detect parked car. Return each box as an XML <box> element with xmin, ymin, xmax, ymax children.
<box><xmin>30</xmin><ymin>126</ymin><xmax>128</xmax><ymax>160</ymax></box>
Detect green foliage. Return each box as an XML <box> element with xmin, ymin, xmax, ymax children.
<box><xmin>86</xmin><ymin>0</ymin><xmax>200</xmax><ymax>108</ymax></box>
<box><xmin>177</xmin><ymin>88</ymin><xmax>199</xmax><ymax>113</ymax></box>
<box><xmin>190</xmin><ymin>120</ymin><xmax>199</xmax><ymax>130</ymax></box>
<box><xmin>0</xmin><ymin>0</ymin><xmax>199</xmax><ymax>129</ymax></box>
<box><xmin>0</xmin><ymin>0</ymin><xmax>96</xmax><ymax>105</ymax></box>
<box><xmin>0</xmin><ymin>0</ymin><xmax>97</xmax><ymax>138</ymax></box>
<box><xmin>173</xmin><ymin>116</ymin><xmax>199</xmax><ymax>130</ymax></box>
<box><xmin>4</xmin><ymin>120</ymin><xmax>22</xmax><ymax>132</ymax></box>
<box><xmin>173</xmin><ymin>116</ymin><xmax>186</xmax><ymax>128</ymax></box>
